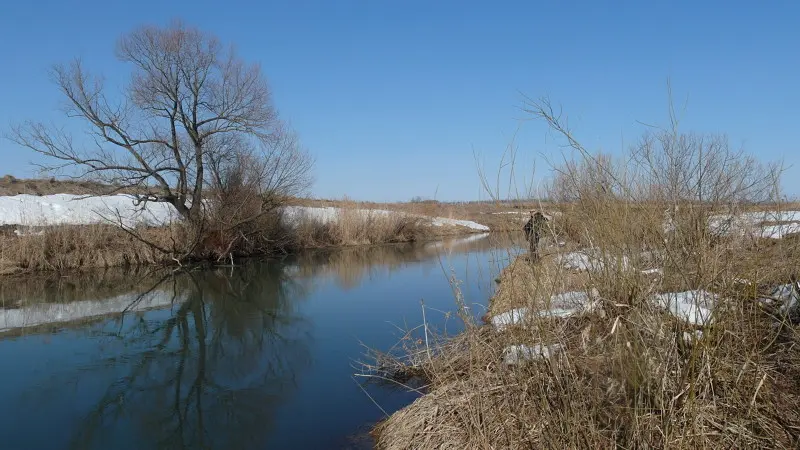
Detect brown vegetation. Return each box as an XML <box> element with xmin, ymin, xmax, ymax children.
<box><xmin>0</xmin><ymin>205</ymin><xmax>483</xmax><ymax>275</ymax></box>
<box><xmin>0</xmin><ymin>175</ymin><xmax>125</xmax><ymax>196</ymax></box>
<box><xmin>365</xmin><ymin>98</ymin><xmax>800</xmax><ymax>449</ymax></box>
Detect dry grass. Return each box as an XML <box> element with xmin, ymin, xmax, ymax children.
<box><xmin>287</xmin><ymin>196</ymin><xmax>546</xmax><ymax>232</ymax></box>
<box><xmin>486</xmin><ymin>250</ymin><xmax>589</xmax><ymax>315</ymax></box>
<box><xmin>365</xmin><ymin>106</ymin><xmax>800</xmax><ymax>449</ymax></box>
<box><xmin>0</xmin><ymin>205</ymin><xmax>476</xmax><ymax>275</ymax></box>
<box><xmin>290</xmin><ymin>207</ymin><xmax>434</xmax><ymax>248</ymax></box>
<box><xmin>0</xmin><ymin>175</ymin><xmax>132</xmax><ymax>196</ymax></box>
<box><xmin>0</xmin><ymin>225</ymin><xmax>163</xmax><ymax>274</ymax></box>
<box><xmin>369</xmin><ymin>201</ymin><xmax>800</xmax><ymax>449</ymax></box>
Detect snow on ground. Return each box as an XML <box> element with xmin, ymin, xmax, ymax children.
<box><xmin>759</xmin><ymin>284</ymin><xmax>799</xmax><ymax>314</ymax></box>
<box><xmin>429</xmin><ymin>217</ymin><xmax>489</xmax><ymax>231</ymax></box>
<box><xmin>0</xmin><ymin>194</ymin><xmax>179</xmax><ymax>228</ymax></box>
<box><xmin>502</xmin><ymin>343</ymin><xmax>563</xmax><ymax>365</ymax></box>
<box><xmin>491</xmin><ymin>291</ymin><xmax>598</xmax><ymax>331</ymax></box>
<box><xmin>282</xmin><ymin>205</ymin><xmax>490</xmax><ymax>231</ymax></box>
<box><xmin>0</xmin><ymin>195</ymin><xmax>490</xmax><ymax>231</ymax></box>
<box><xmin>757</xmin><ymin>222</ymin><xmax>800</xmax><ymax>239</ymax></box>
<box><xmin>670</xmin><ymin>210</ymin><xmax>800</xmax><ymax>240</ymax></box>
<box><xmin>653</xmin><ymin>290</ymin><xmax>717</xmax><ymax>326</ymax></box>
<box><xmin>558</xmin><ymin>252</ymin><xmax>600</xmax><ymax>272</ymax></box>
<box><xmin>0</xmin><ymin>289</ymin><xmax>184</xmax><ymax>333</ymax></box>
<box><xmin>558</xmin><ymin>250</ymin><xmax>631</xmax><ymax>272</ymax></box>
<box><xmin>682</xmin><ymin>330</ymin><xmax>704</xmax><ymax>344</ymax></box>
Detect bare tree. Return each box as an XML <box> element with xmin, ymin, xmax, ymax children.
<box><xmin>630</xmin><ymin>129</ymin><xmax>780</xmax><ymax>206</ymax></box>
<box><xmin>9</xmin><ymin>21</ymin><xmax>312</xmax><ymax>222</ymax></box>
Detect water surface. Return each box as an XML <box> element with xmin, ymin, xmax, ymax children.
<box><xmin>0</xmin><ymin>234</ymin><xmax>520</xmax><ymax>449</ymax></box>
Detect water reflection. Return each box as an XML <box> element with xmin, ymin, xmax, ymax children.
<box><xmin>0</xmin><ymin>233</ymin><xmax>521</xmax><ymax>449</ymax></box>
<box><xmin>13</xmin><ymin>264</ymin><xmax>310</xmax><ymax>449</ymax></box>
<box><xmin>288</xmin><ymin>232</ymin><xmax>517</xmax><ymax>290</ymax></box>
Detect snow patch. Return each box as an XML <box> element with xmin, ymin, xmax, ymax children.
<box><xmin>0</xmin><ymin>194</ymin><xmax>180</xmax><ymax>227</ymax></box>
<box><xmin>503</xmin><ymin>344</ymin><xmax>563</xmax><ymax>365</ymax></box>
<box><xmin>0</xmin><ymin>197</ymin><xmax>491</xmax><ymax>231</ymax></box>
<box><xmin>282</xmin><ymin>205</ymin><xmax>489</xmax><ymax>231</ymax></box>
<box><xmin>558</xmin><ymin>251</ymin><xmax>631</xmax><ymax>272</ymax></box>
<box><xmin>653</xmin><ymin>290</ymin><xmax>717</xmax><ymax>326</ymax></box>
<box><xmin>430</xmin><ymin>217</ymin><xmax>490</xmax><ymax>231</ymax></box>
<box><xmin>757</xmin><ymin>223</ymin><xmax>800</xmax><ymax>239</ymax></box>
<box><xmin>491</xmin><ymin>308</ymin><xmax>528</xmax><ymax>331</ymax></box>
<box><xmin>667</xmin><ymin>210</ymin><xmax>800</xmax><ymax>240</ymax></box>
<box><xmin>759</xmin><ymin>284</ymin><xmax>799</xmax><ymax>314</ymax></box>
<box><xmin>682</xmin><ymin>330</ymin><xmax>704</xmax><ymax>344</ymax></box>
<box><xmin>491</xmin><ymin>291</ymin><xmax>598</xmax><ymax>331</ymax></box>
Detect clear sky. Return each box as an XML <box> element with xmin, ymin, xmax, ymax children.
<box><xmin>1</xmin><ymin>1</ymin><xmax>798</xmax><ymax>202</ymax></box>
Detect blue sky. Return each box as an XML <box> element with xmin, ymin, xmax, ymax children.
<box><xmin>1</xmin><ymin>1</ymin><xmax>798</xmax><ymax>202</ymax></box>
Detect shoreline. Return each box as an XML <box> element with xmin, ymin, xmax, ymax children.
<box><xmin>0</xmin><ymin>225</ymin><xmax>496</xmax><ymax>278</ymax></box>
<box><xmin>0</xmin><ymin>193</ymin><xmax>496</xmax><ymax>277</ymax></box>
<box><xmin>369</xmin><ymin>231</ymin><xmax>800</xmax><ymax>448</ymax></box>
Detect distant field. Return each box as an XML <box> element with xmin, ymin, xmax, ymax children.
<box><xmin>286</xmin><ymin>198</ymin><xmax>546</xmax><ymax>231</ymax></box>
<box><xmin>0</xmin><ymin>175</ymin><xmax>122</xmax><ymax>196</ymax></box>
<box><xmin>0</xmin><ymin>176</ymin><xmax>547</xmax><ymax>231</ymax></box>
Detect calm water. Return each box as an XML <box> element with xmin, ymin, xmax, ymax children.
<box><xmin>0</xmin><ymin>234</ymin><xmax>521</xmax><ymax>450</ymax></box>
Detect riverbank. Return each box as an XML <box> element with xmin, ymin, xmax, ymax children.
<box><xmin>369</xmin><ymin>206</ymin><xmax>800</xmax><ymax>449</ymax></box>
<box><xmin>0</xmin><ymin>193</ymin><xmax>492</xmax><ymax>276</ymax></box>
<box><xmin>0</xmin><ymin>230</ymin><xmax>510</xmax><ymax>448</ymax></box>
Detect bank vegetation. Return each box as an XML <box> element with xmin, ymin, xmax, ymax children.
<box><xmin>365</xmin><ymin>97</ymin><xmax>800</xmax><ymax>449</ymax></box>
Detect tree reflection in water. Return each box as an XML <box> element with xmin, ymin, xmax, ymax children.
<box><xmin>67</xmin><ymin>262</ymin><xmax>313</xmax><ymax>449</ymax></box>
<box><xmin>2</xmin><ymin>233</ymin><xmax>518</xmax><ymax>449</ymax></box>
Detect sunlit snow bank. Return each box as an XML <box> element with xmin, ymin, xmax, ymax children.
<box><xmin>0</xmin><ymin>195</ymin><xmax>491</xmax><ymax>231</ymax></box>
<box><xmin>491</xmin><ymin>291</ymin><xmax>600</xmax><ymax>331</ymax></box>
<box><xmin>0</xmin><ymin>289</ymin><xmax>185</xmax><ymax>333</ymax></box>
<box><xmin>664</xmin><ymin>210</ymin><xmax>800</xmax><ymax>239</ymax></box>
<box><xmin>0</xmin><ymin>194</ymin><xmax>180</xmax><ymax>227</ymax></box>
<box><xmin>281</xmin><ymin>205</ymin><xmax>490</xmax><ymax>231</ymax></box>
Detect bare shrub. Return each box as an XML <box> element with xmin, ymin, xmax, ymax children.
<box><xmin>290</xmin><ymin>206</ymin><xmax>432</xmax><ymax>248</ymax></box>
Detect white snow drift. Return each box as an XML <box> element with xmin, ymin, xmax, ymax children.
<box><xmin>666</xmin><ymin>210</ymin><xmax>800</xmax><ymax>240</ymax></box>
<box><xmin>491</xmin><ymin>290</ymin><xmax>599</xmax><ymax>331</ymax></box>
<box><xmin>0</xmin><ymin>194</ymin><xmax>179</xmax><ymax>228</ymax></box>
<box><xmin>653</xmin><ymin>290</ymin><xmax>717</xmax><ymax>326</ymax></box>
<box><xmin>281</xmin><ymin>205</ymin><xmax>490</xmax><ymax>231</ymax></box>
<box><xmin>0</xmin><ymin>194</ymin><xmax>490</xmax><ymax>232</ymax></box>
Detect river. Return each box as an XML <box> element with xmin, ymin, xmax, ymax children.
<box><xmin>0</xmin><ymin>233</ymin><xmax>521</xmax><ymax>449</ymax></box>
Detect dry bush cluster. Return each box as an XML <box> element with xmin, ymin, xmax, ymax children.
<box><xmin>367</xmin><ymin>99</ymin><xmax>800</xmax><ymax>449</ymax></box>
<box><xmin>290</xmin><ymin>208</ymin><xmax>433</xmax><ymax>248</ymax></box>
<box><xmin>0</xmin><ymin>205</ymin><xmax>447</xmax><ymax>275</ymax></box>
